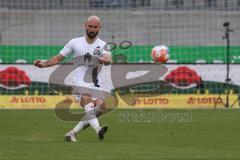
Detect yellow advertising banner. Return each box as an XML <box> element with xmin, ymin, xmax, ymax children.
<box><xmin>0</xmin><ymin>94</ymin><xmax>239</xmax><ymax>109</ymax></box>
<box><xmin>117</xmin><ymin>94</ymin><xmax>239</xmax><ymax>108</ymax></box>
<box><xmin>0</xmin><ymin>95</ymin><xmax>79</xmax><ymax>109</ymax></box>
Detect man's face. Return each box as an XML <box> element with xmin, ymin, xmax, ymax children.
<box><xmin>85</xmin><ymin>20</ymin><xmax>101</xmax><ymax>39</ymax></box>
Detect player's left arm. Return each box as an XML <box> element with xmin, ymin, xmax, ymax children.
<box><xmin>98</xmin><ymin>53</ymin><xmax>112</xmax><ymax>65</ymax></box>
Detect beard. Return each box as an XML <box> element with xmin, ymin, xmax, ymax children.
<box><xmin>86</xmin><ymin>31</ymin><xmax>98</xmax><ymax>39</ymax></box>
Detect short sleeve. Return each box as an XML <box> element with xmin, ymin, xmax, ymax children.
<box><xmin>59</xmin><ymin>39</ymin><xmax>75</xmax><ymax>57</ymax></box>
<box><xmin>102</xmin><ymin>43</ymin><xmax>111</xmax><ymax>56</ymax></box>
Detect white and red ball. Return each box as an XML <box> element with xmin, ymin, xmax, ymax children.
<box><xmin>151</xmin><ymin>45</ymin><xmax>169</xmax><ymax>63</ymax></box>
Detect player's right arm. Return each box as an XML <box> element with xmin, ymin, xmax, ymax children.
<box><xmin>34</xmin><ymin>39</ymin><xmax>75</xmax><ymax>68</ymax></box>
<box><xmin>34</xmin><ymin>54</ymin><xmax>65</xmax><ymax>68</ymax></box>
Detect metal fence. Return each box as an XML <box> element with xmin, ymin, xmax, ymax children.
<box><xmin>0</xmin><ymin>0</ymin><xmax>240</xmax><ymax>10</ymax></box>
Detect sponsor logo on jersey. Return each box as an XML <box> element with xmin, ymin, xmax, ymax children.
<box><xmin>84</xmin><ymin>53</ymin><xmax>92</xmax><ymax>63</ymax></box>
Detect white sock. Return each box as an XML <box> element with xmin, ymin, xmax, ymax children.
<box><xmin>72</xmin><ymin>120</ymin><xmax>87</xmax><ymax>133</ymax></box>
<box><xmin>70</xmin><ymin>102</ymin><xmax>94</xmax><ymax>134</ymax></box>
<box><xmin>84</xmin><ymin>103</ymin><xmax>101</xmax><ymax>133</ymax></box>
<box><xmin>88</xmin><ymin>118</ymin><xmax>101</xmax><ymax>133</ymax></box>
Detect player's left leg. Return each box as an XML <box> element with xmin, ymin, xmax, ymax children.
<box><xmin>65</xmin><ymin>94</ymin><xmax>108</xmax><ymax>142</ymax></box>
<box><xmin>93</xmin><ymin>99</ymin><xmax>108</xmax><ymax>140</ymax></box>
<box><xmin>83</xmin><ymin>96</ymin><xmax>109</xmax><ymax>140</ymax></box>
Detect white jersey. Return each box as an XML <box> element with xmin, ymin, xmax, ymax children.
<box><xmin>60</xmin><ymin>36</ymin><xmax>113</xmax><ymax>93</ymax></box>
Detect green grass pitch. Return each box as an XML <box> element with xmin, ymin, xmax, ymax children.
<box><xmin>0</xmin><ymin>109</ymin><xmax>240</xmax><ymax>160</ymax></box>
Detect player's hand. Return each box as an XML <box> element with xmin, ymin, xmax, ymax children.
<box><xmin>34</xmin><ymin>60</ymin><xmax>44</xmax><ymax>68</ymax></box>
<box><xmin>98</xmin><ymin>57</ymin><xmax>111</xmax><ymax>65</ymax></box>
<box><xmin>97</xmin><ymin>57</ymin><xmax>105</xmax><ymax>64</ymax></box>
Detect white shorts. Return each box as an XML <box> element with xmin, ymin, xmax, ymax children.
<box><xmin>72</xmin><ymin>80</ymin><xmax>112</xmax><ymax>103</ymax></box>
<box><xmin>74</xmin><ymin>93</ymin><xmax>98</xmax><ymax>103</ymax></box>
<box><xmin>68</xmin><ymin>66</ymin><xmax>114</xmax><ymax>102</ymax></box>
<box><xmin>84</xmin><ymin>103</ymin><xmax>95</xmax><ymax>112</ymax></box>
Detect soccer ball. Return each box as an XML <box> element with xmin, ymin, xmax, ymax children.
<box><xmin>151</xmin><ymin>45</ymin><xmax>169</xmax><ymax>63</ymax></box>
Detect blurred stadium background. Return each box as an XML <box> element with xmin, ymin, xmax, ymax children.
<box><xmin>1</xmin><ymin>1</ymin><xmax>240</xmax><ymax>160</ymax></box>
<box><xmin>0</xmin><ymin>0</ymin><xmax>240</xmax><ymax>108</ymax></box>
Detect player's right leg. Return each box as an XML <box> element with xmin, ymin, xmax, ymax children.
<box><xmin>65</xmin><ymin>93</ymin><xmax>93</xmax><ymax>142</ymax></box>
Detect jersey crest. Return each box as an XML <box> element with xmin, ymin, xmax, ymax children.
<box><xmin>93</xmin><ymin>46</ymin><xmax>102</xmax><ymax>56</ymax></box>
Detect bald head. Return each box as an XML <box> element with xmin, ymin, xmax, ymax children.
<box><xmin>86</xmin><ymin>15</ymin><xmax>101</xmax><ymax>24</ymax></box>
<box><xmin>85</xmin><ymin>15</ymin><xmax>101</xmax><ymax>39</ymax></box>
